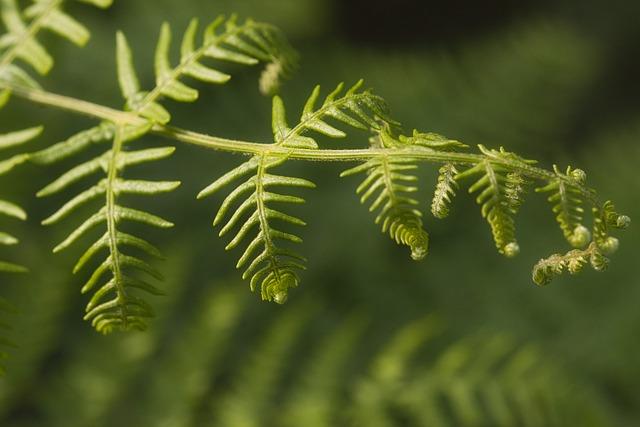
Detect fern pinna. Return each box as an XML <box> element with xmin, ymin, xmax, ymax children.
<box><xmin>198</xmin><ymin>81</ymin><xmax>388</xmax><ymax>303</ymax></box>
<box><xmin>118</xmin><ymin>15</ymin><xmax>296</xmax><ymax>125</ymax></box>
<box><xmin>33</xmin><ymin>121</ymin><xmax>178</xmax><ymax>334</ymax></box>
<box><xmin>454</xmin><ymin>145</ymin><xmax>534</xmax><ymax>257</ymax></box>
<box><xmin>340</xmin><ymin>126</ymin><xmax>431</xmax><ymax>261</ymax></box>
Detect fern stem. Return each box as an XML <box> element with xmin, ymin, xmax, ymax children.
<box><xmin>255</xmin><ymin>154</ymin><xmax>282</xmax><ymax>284</ymax></box>
<box><xmin>2</xmin><ymin>83</ymin><xmax>599</xmax><ymax>205</ymax></box>
<box><xmin>105</xmin><ymin>125</ymin><xmax>128</xmax><ymax>328</ymax></box>
<box><xmin>0</xmin><ymin>0</ymin><xmax>63</xmax><ymax>69</ymax></box>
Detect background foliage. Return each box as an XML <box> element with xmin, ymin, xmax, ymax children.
<box><xmin>0</xmin><ymin>0</ymin><xmax>638</xmax><ymax>425</ymax></box>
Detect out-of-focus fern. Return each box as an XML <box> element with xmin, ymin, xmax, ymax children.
<box><xmin>28</xmin><ymin>248</ymin><xmax>194</xmax><ymax>427</ymax></box>
<box><xmin>0</xmin><ymin>297</ymin><xmax>14</xmax><ymax>375</ymax></box>
<box><xmin>0</xmin><ymin>0</ymin><xmax>112</xmax><ymax>75</ymax></box>
<box><xmin>211</xmin><ymin>303</ymin><xmax>311</xmax><ymax>427</ymax></box>
<box><xmin>0</xmin><ymin>93</ymin><xmax>39</xmax><ymax>273</ymax></box>
<box><xmin>349</xmin><ymin>322</ymin><xmax>610</xmax><ymax>427</ymax></box>
<box><xmin>9</xmin><ymin>278</ymin><xmax>613</xmax><ymax>427</ymax></box>
<box><xmin>281</xmin><ymin>315</ymin><xmax>367</xmax><ymax>427</ymax></box>
<box><xmin>0</xmin><ymin>87</ymin><xmax>42</xmax><ymax>372</ymax></box>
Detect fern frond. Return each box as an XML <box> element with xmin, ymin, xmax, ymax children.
<box><xmin>341</xmin><ymin>155</ymin><xmax>429</xmax><ymax>261</ymax></box>
<box><xmin>198</xmin><ymin>97</ymin><xmax>324</xmax><ymax>303</ymax></box>
<box><xmin>532</xmin><ymin>243</ymin><xmax>607</xmax><ymax>286</ymax></box>
<box><xmin>431</xmin><ymin>163</ymin><xmax>459</xmax><ymax>219</ymax></box>
<box><xmin>115</xmin><ymin>15</ymin><xmax>297</xmax><ymax>125</ymax></box>
<box><xmin>198</xmin><ymin>155</ymin><xmax>313</xmax><ymax>304</ymax></box>
<box><xmin>456</xmin><ymin>145</ymin><xmax>534</xmax><ymax>257</ymax></box>
<box><xmin>0</xmin><ymin>0</ymin><xmax>112</xmax><ymax>75</ymax></box>
<box><xmin>282</xmin><ymin>315</ymin><xmax>367</xmax><ymax>427</ymax></box>
<box><xmin>591</xmin><ymin>200</ymin><xmax>629</xmax><ymax>255</ymax></box>
<box><xmin>213</xmin><ymin>304</ymin><xmax>311</xmax><ymax>427</ymax></box>
<box><xmin>276</xmin><ymin>80</ymin><xmax>390</xmax><ymax>148</ymax></box>
<box><xmin>34</xmin><ymin>123</ymin><xmax>179</xmax><ymax>333</ymax></box>
<box><xmin>533</xmin><ymin>200</ymin><xmax>630</xmax><ymax>286</ymax></box>
<box><xmin>399</xmin><ymin>336</ymin><xmax>581</xmax><ymax>426</ymax></box>
<box><xmin>535</xmin><ymin>165</ymin><xmax>592</xmax><ymax>248</ymax></box>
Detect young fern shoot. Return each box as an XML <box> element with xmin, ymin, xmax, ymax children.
<box><xmin>454</xmin><ymin>146</ymin><xmax>534</xmax><ymax>257</ymax></box>
<box><xmin>341</xmin><ymin>126</ymin><xmax>431</xmax><ymax>261</ymax></box>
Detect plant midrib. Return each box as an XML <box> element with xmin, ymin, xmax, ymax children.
<box><xmin>0</xmin><ymin>82</ymin><xmax>600</xmax><ymax>208</ymax></box>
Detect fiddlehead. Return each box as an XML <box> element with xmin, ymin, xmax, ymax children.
<box><xmin>455</xmin><ymin>145</ymin><xmax>533</xmax><ymax>257</ymax></box>
<box><xmin>116</xmin><ymin>15</ymin><xmax>296</xmax><ymax>125</ymax></box>
<box><xmin>0</xmin><ymin>0</ymin><xmax>112</xmax><ymax>75</ymax></box>
<box><xmin>431</xmin><ymin>163</ymin><xmax>459</xmax><ymax>219</ymax></box>
<box><xmin>535</xmin><ymin>165</ymin><xmax>592</xmax><ymax>248</ymax></box>
<box><xmin>341</xmin><ymin>128</ymin><xmax>429</xmax><ymax>260</ymax></box>
<box><xmin>533</xmin><ymin>200</ymin><xmax>630</xmax><ymax>286</ymax></box>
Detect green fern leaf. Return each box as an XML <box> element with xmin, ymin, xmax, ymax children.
<box><xmin>198</xmin><ymin>155</ymin><xmax>313</xmax><ymax>304</ymax></box>
<box><xmin>399</xmin><ymin>129</ymin><xmax>468</xmax><ymax>150</ymax></box>
<box><xmin>532</xmin><ymin>242</ymin><xmax>608</xmax><ymax>286</ymax></box>
<box><xmin>535</xmin><ymin>165</ymin><xmax>592</xmax><ymax>248</ymax></box>
<box><xmin>532</xmin><ymin>200</ymin><xmax>629</xmax><ymax>286</ymax></box>
<box><xmin>0</xmin><ymin>0</ymin><xmax>112</xmax><ymax>75</ymax></box>
<box><xmin>116</xmin><ymin>16</ymin><xmax>297</xmax><ymax>125</ymax></box>
<box><xmin>34</xmin><ymin>123</ymin><xmax>179</xmax><ymax>333</ymax></box>
<box><xmin>199</xmin><ymin>82</ymin><xmax>393</xmax><ymax>302</ymax></box>
<box><xmin>198</xmin><ymin>96</ymin><xmax>328</xmax><ymax>303</ymax></box>
<box><xmin>278</xmin><ymin>80</ymin><xmax>389</xmax><ymax>147</ymax></box>
<box><xmin>456</xmin><ymin>145</ymin><xmax>534</xmax><ymax>257</ymax></box>
<box><xmin>591</xmin><ymin>200</ymin><xmax>629</xmax><ymax>255</ymax></box>
<box><xmin>0</xmin><ymin>63</ymin><xmax>40</xmax><ymax>89</ymax></box>
<box><xmin>431</xmin><ymin>163</ymin><xmax>459</xmax><ymax>219</ymax></box>
<box><xmin>341</xmin><ymin>153</ymin><xmax>429</xmax><ymax>261</ymax></box>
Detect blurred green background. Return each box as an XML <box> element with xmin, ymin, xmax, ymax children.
<box><xmin>1</xmin><ymin>0</ymin><xmax>639</xmax><ymax>425</ymax></box>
